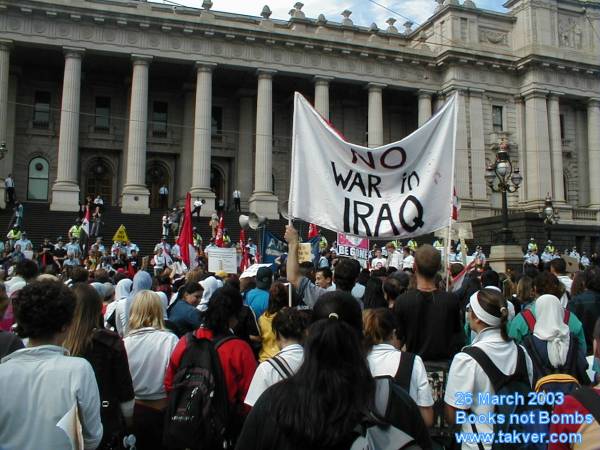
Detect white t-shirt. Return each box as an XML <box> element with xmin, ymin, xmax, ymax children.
<box><xmin>245</xmin><ymin>344</ymin><xmax>304</xmax><ymax>407</ymax></box>
<box><xmin>367</xmin><ymin>344</ymin><xmax>433</xmax><ymax>407</ymax></box>
<box><xmin>402</xmin><ymin>254</ymin><xmax>415</xmax><ymax>270</ymax></box>
<box><xmin>444</xmin><ymin>328</ymin><xmax>533</xmax><ymax>450</ymax></box>
<box><xmin>386</xmin><ymin>251</ymin><xmax>402</xmax><ymax>270</ymax></box>
<box><xmin>371</xmin><ymin>257</ymin><xmax>386</xmax><ymax>270</ymax></box>
<box><xmin>124</xmin><ymin>328</ymin><xmax>179</xmax><ymax>400</ymax></box>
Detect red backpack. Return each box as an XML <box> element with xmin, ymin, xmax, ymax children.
<box><xmin>521</xmin><ymin>308</ymin><xmax>570</xmax><ymax>332</ymax></box>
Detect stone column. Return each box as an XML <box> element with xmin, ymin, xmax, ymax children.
<box><xmin>588</xmin><ymin>98</ymin><xmax>600</xmax><ymax>207</ymax></box>
<box><xmin>523</xmin><ymin>90</ymin><xmax>552</xmax><ymax>204</ymax></box>
<box><xmin>314</xmin><ymin>76</ymin><xmax>333</xmax><ymax>120</ymax></box>
<box><xmin>249</xmin><ymin>69</ymin><xmax>279</xmax><ymax>219</ymax></box>
<box><xmin>575</xmin><ymin>109</ymin><xmax>589</xmax><ymax>206</ymax></box>
<box><xmin>548</xmin><ymin>93</ymin><xmax>565</xmax><ymax>202</ymax></box>
<box><xmin>51</xmin><ymin>47</ymin><xmax>85</xmax><ymax>212</ymax></box>
<box><xmin>176</xmin><ymin>87</ymin><xmax>195</xmax><ymax>204</ymax></box>
<box><xmin>367</xmin><ymin>83</ymin><xmax>386</xmax><ymax>148</ymax></box>
<box><xmin>190</xmin><ymin>62</ymin><xmax>216</xmax><ymax>216</ymax></box>
<box><xmin>0</xmin><ymin>40</ymin><xmax>11</xmax><ymax>210</ymax></box>
<box><xmin>236</xmin><ymin>94</ymin><xmax>254</xmax><ymax>212</ymax></box>
<box><xmin>121</xmin><ymin>55</ymin><xmax>152</xmax><ymax>214</ymax></box>
<box><xmin>469</xmin><ymin>89</ymin><xmax>487</xmax><ymax>200</ymax></box>
<box><xmin>417</xmin><ymin>90</ymin><xmax>433</xmax><ymax>127</ymax></box>
<box><xmin>452</xmin><ymin>89</ymin><xmax>470</xmax><ymax>199</ymax></box>
<box><xmin>433</xmin><ymin>95</ymin><xmax>445</xmax><ymax>114</ymax></box>
<box><xmin>514</xmin><ymin>96</ymin><xmax>527</xmax><ymax>203</ymax></box>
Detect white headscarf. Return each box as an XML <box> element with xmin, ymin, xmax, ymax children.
<box><xmin>115</xmin><ymin>278</ymin><xmax>133</xmax><ymax>302</ymax></box>
<box><xmin>155</xmin><ymin>291</ymin><xmax>169</xmax><ymax>320</ymax></box>
<box><xmin>534</xmin><ymin>294</ymin><xmax>570</xmax><ymax>368</ymax></box>
<box><xmin>197</xmin><ymin>276</ymin><xmax>223</xmax><ymax>311</ymax></box>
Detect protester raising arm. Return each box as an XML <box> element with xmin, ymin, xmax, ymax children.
<box><xmin>284</xmin><ymin>225</ymin><xmax>300</xmax><ymax>289</ymax></box>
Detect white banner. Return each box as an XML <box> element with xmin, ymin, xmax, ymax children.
<box><xmin>289</xmin><ymin>92</ymin><xmax>457</xmax><ymax>238</ymax></box>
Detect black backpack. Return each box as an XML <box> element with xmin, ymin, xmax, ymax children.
<box><xmin>163</xmin><ymin>332</ymin><xmax>236</xmax><ymax>449</ymax></box>
<box><xmin>462</xmin><ymin>345</ymin><xmax>545</xmax><ymax>450</ymax></box>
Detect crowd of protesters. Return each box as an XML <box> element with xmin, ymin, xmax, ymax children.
<box><xmin>0</xmin><ymin>219</ymin><xmax>599</xmax><ymax>450</ymax></box>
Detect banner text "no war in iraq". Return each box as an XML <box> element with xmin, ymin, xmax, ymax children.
<box><xmin>288</xmin><ymin>93</ymin><xmax>458</xmax><ymax>238</ymax></box>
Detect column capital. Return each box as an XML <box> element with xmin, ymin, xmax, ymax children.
<box><xmin>314</xmin><ymin>75</ymin><xmax>334</xmax><ymax>83</ymax></box>
<box><xmin>0</xmin><ymin>39</ymin><xmax>13</xmax><ymax>51</ymax></box>
<box><xmin>195</xmin><ymin>61</ymin><xmax>217</xmax><ymax>72</ymax></box>
<box><xmin>548</xmin><ymin>91</ymin><xmax>564</xmax><ymax>100</ymax></box>
<box><xmin>441</xmin><ymin>86</ymin><xmax>468</xmax><ymax>96</ymax></box>
<box><xmin>366</xmin><ymin>82</ymin><xmax>387</xmax><ymax>91</ymax></box>
<box><xmin>131</xmin><ymin>54</ymin><xmax>153</xmax><ymax>65</ymax></box>
<box><xmin>417</xmin><ymin>89</ymin><xmax>436</xmax><ymax>97</ymax></box>
<box><xmin>63</xmin><ymin>47</ymin><xmax>85</xmax><ymax>59</ymax></box>
<box><xmin>468</xmin><ymin>88</ymin><xmax>485</xmax><ymax>95</ymax></box>
<box><xmin>257</xmin><ymin>69</ymin><xmax>277</xmax><ymax>79</ymax></box>
<box><xmin>513</xmin><ymin>95</ymin><xmax>524</xmax><ymax>103</ymax></box>
<box><xmin>522</xmin><ymin>88</ymin><xmax>549</xmax><ymax>100</ymax></box>
<box><xmin>588</xmin><ymin>98</ymin><xmax>600</xmax><ymax>108</ymax></box>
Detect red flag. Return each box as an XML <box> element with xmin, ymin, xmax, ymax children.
<box><xmin>215</xmin><ymin>214</ymin><xmax>225</xmax><ymax>247</ymax></box>
<box><xmin>239</xmin><ymin>228</ymin><xmax>250</xmax><ymax>272</ymax></box>
<box><xmin>308</xmin><ymin>223</ymin><xmax>319</xmax><ymax>239</ymax></box>
<box><xmin>82</xmin><ymin>205</ymin><xmax>91</xmax><ymax>235</ymax></box>
<box><xmin>452</xmin><ymin>188</ymin><xmax>460</xmax><ymax>221</ymax></box>
<box><xmin>177</xmin><ymin>193</ymin><xmax>194</xmax><ymax>267</ymax></box>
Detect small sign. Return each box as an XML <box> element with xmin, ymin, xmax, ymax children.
<box><xmin>207</xmin><ymin>247</ymin><xmax>238</xmax><ymax>274</ymax></box>
<box><xmin>297</xmin><ymin>243</ymin><xmax>313</xmax><ymax>264</ymax></box>
<box><xmin>112</xmin><ymin>225</ymin><xmax>129</xmax><ymax>243</ymax></box>
<box><xmin>336</xmin><ymin>233</ymin><xmax>369</xmax><ymax>268</ymax></box>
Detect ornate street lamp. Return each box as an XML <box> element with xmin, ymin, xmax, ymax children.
<box><xmin>541</xmin><ymin>194</ymin><xmax>559</xmax><ymax>241</ymax></box>
<box><xmin>485</xmin><ymin>139</ymin><xmax>523</xmax><ymax>244</ymax></box>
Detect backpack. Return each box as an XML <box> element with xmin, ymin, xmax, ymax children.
<box><xmin>521</xmin><ymin>308</ymin><xmax>570</xmax><ymax>333</ymax></box>
<box><xmin>522</xmin><ymin>334</ymin><xmax>581</xmax><ymax>395</ymax></box>
<box><xmin>163</xmin><ymin>333</ymin><xmax>236</xmax><ymax>449</ymax></box>
<box><xmin>571</xmin><ymin>387</ymin><xmax>600</xmax><ymax>423</ymax></box>
<box><xmin>462</xmin><ymin>345</ymin><xmax>545</xmax><ymax>450</ymax></box>
<box><xmin>393</xmin><ymin>352</ymin><xmax>416</xmax><ymax>393</ymax></box>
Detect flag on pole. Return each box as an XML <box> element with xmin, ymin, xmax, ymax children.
<box><xmin>451</xmin><ymin>259</ymin><xmax>476</xmax><ymax>292</ymax></box>
<box><xmin>308</xmin><ymin>223</ymin><xmax>319</xmax><ymax>239</ymax></box>
<box><xmin>177</xmin><ymin>193</ymin><xmax>196</xmax><ymax>268</ymax></box>
<box><xmin>239</xmin><ymin>228</ymin><xmax>250</xmax><ymax>272</ymax></box>
<box><xmin>452</xmin><ymin>188</ymin><xmax>460</xmax><ymax>221</ymax></box>
<box><xmin>82</xmin><ymin>205</ymin><xmax>90</xmax><ymax>235</ymax></box>
<box><xmin>215</xmin><ymin>214</ymin><xmax>225</xmax><ymax>247</ymax></box>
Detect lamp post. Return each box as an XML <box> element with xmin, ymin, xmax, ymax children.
<box><xmin>485</xmin><ymin>139</ymin><xmax>523</xmax><ymax>244</ymax></box>
<box><xmin>541</xmin><ymin>194</ymin><xmax>559</xmax><ymax>242</ymax></box>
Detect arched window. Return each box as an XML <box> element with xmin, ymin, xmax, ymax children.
<box><xmin>27</xmin><ymin>157</ymin><xmax>49</xmax><ymax>201</ymax></box>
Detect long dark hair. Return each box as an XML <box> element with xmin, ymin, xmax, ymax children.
<box><xmin>267</xmin><ymin>317</ymin><xmax>374</xmax><ymax>448</ymax></box>
<box><xmin>363</xmin><ymin>277</ymin><xmax>387</xmax><ymax>309</ymax></box>
<box><xmin>204</xmin><ymin>287</ymin><xmax>242</xmax><ymax>335</ymax></box>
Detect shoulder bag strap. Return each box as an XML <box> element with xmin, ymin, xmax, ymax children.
<box><xmin>267</xmin><ymin>355</ymin><xmax>293</xmax><ymax>379</ymax></box>
<box><xmin>462</xmin><ymin>346</ymin><xmax>509</xmax><ymax>391</ymax></box>
<box><xmin>521</xmin><ymin>309</ymin><xmax>536</xmax><ymax>332</ymax></box>
<box><xmin>394</xmin><ymin>352</ymin><xmax>416</xmax><ymax>392</ymax></box>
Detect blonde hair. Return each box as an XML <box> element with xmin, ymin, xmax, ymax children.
<box><xmin>128</xmin><ymin>290</ymin><xmax>166</xmax><ymax>332</ymax></box>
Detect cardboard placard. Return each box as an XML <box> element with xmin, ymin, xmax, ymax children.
<box><xmin>297</xmin><ymin>243</ymin><xmax>313</xmax><ymax>264</ymax></box>
<box><xmin>206</xmin><ymin>247</ymin><xmax>238</xmax><ymax>274</ymax></box>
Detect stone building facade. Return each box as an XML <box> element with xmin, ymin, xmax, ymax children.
<box><xmin>0</xmin><ymin>0</ymin><xmax>598</xmax><ymax>237</ymax></box>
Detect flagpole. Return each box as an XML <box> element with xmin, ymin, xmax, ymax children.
<box><xmin>446</xmin><ymin>94</ymin><xmax>459</xmax><ymax>292</ymax></box>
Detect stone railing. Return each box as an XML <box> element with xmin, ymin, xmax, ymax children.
<box><xmin>572</xmin><ymin>208</ymin><xmax>598</xmax><ymax>221</ymax></box>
